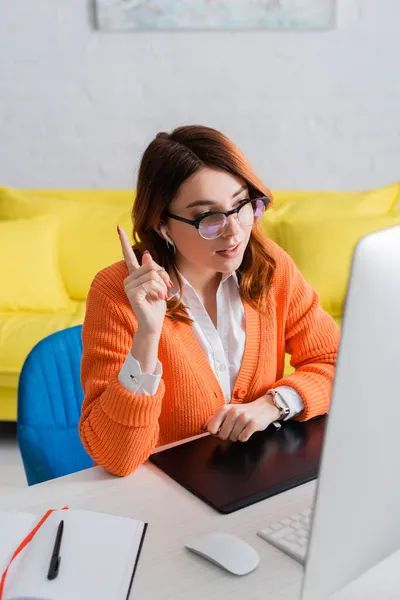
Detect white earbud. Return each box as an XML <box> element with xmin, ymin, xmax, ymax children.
<box><xmin>160</xmin><ymin>225</ymin><xmax>174</xmax><ymax>246</ymax></box>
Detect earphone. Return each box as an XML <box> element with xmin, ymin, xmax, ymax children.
<box><xmin>160</xmin><ymin>225</ymin><xmax>174</xmax><ymax>246</ymax></box>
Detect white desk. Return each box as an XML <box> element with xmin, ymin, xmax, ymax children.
<box><xmin>1</xmin><ymin>438</ymin><xmax>399</xmax><ymax>600</ymax></box>
<box><xmin>1</xmin><ymin>439</ymin><xmax>311</xmax><ymax>599</ymax></box>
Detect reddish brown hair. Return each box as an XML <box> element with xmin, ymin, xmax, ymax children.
<box><xmin>132</xmin><ymin>125</ymin><xmax>276</xmax><ymax>323</ymax></box>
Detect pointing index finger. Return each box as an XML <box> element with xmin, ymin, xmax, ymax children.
<box><xmin>117</xmin><ymin>225</ymin><xmax>140</xmax><ymax>274</ymax></box>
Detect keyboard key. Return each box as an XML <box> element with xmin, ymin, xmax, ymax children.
<box><xmin>273</xmin><ymin>526</ymin><xmax>294</xmax><ymax>539</ymax></box>
<box><xmin>287</xmin><ymin>542</ymin><xmax>301</xmax><ymax>551</ymax></box>
<box><xmin>298</xmin><ymin>536</ymin><xmax>308</xmax><ymax>546</ymax></box>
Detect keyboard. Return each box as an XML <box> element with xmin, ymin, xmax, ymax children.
<box><xmin>257</xmin><ymin>507</ymin><xmax>312</xmax><ymax>563</ymax></box>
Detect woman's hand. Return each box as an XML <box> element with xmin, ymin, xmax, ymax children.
<box><xmin>118</xmin><ymin>225</ymin><xmax>173</xmax><ymax>336</ymax></box>
<box><xmin>203</xmin><ymin>394</ymin><xmax>282</xmax><ymax>442</ymax></box>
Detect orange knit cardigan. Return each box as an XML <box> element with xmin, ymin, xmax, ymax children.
<box><xmin>79</xmin><ymin>240</ymin><xmax>340</xmax><ymax>476</ymax></box>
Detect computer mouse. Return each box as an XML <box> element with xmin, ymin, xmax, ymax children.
<box><xmin>185</xmin><ymin>531</ymin><xmax>260</xmax><ymax>576</ymax></box>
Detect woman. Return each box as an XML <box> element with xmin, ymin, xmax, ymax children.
<box><xmin>79</xmin><ymin>125</ymin><xmax>340</xmax><ymax>477</ymax></box>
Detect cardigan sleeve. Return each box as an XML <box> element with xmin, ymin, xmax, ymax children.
<box><xmin>272</xmin><ymin>247</ymin><xmax>341</xmax><ymax>421</ymax></box>
<box><xmin>79</xmin><ymin>284</ymin><xmax>165</xmax><ymax>476</ymax></box>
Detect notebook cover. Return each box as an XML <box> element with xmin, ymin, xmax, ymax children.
<box><xmin>150</xmin><ymin>416</ymin><xmax>326</xmax><ymax>513</ymax></box>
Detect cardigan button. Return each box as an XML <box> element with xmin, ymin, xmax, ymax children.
<box><xmin>234</xmin><ymin>389</ymin><xmax>247</xmax><ymax>400</ymax></box>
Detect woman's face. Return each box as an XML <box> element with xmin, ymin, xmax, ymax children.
<box><xmin>164</xmin><ymin>168</ymin><xmax>253</xmax><ymax>276</ymax></box>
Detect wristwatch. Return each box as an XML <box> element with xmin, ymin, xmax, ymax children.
<box><xmin>268</xmin><ymin>390</ymin><xmax>290</xmax><ymax>421</ymax></box>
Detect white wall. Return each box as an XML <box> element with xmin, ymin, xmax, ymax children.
<box><xmin>0</xmin><ymin>0</ymin><xmax>399</xmax><ymax>191</ymax></box>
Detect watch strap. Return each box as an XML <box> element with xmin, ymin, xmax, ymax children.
<box><xmin>269</xmin><ymin>390</ymin><xmax>290</xmax><ymax>421</ymax></box>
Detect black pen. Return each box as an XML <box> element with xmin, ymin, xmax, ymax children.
<box><xmin>47</xmin><ymin>520</ymin><xmax>64</xmax><ymax>580</ymax></box>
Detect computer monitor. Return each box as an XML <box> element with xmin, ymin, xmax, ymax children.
<box><xmin>301</xmin><ymin>224</ymin><xmax>400</xmax><ymax>600</ymax></box>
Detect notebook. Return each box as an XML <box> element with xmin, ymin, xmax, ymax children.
<box><xmin>0</xmin><ymin>509</ymin><xmax>147</xmax><ymax>600</ymax></box>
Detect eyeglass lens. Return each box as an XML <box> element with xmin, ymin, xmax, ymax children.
<box><xmin>198</xmin><ymin>199</ymin><xmax>266</xmax><ymax>240</ymax></box>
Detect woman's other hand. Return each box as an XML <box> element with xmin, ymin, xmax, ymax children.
<box><xmin>203</xmin><ymin>394</ymin><xmax>281</xmax><ymax>442</ymax></box>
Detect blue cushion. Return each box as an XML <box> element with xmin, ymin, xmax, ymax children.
<box><xmin>17</xmin><ymin>325</ymin><xmax>93</xmax><ymax>485</ymax></box>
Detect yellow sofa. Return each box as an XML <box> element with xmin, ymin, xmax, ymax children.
<box><xmin>0</xmin><ymin>183</ymin><xmax>399</xmax><ymax>421</ymax></box>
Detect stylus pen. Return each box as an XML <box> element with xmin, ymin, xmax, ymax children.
<box><xmin>47</xmin><ymin>520</ymin><xmax>64</xmax><ymax>580</ymax></box>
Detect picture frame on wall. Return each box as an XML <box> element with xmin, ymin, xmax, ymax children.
<box><xmin>95</xmin><ymin>0</ymin><xmax>336</xmax><ymax>32</ymax></box>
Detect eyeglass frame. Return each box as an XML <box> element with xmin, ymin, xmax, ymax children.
<box><xmin>164</xmin><ymin>195</ymin><xmax>271</xmax><ymax>237</ymax></box>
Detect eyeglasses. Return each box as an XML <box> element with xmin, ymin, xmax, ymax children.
<box><xmin>165</xmin><ymin>196</ymin><xmax>270</xmax><ymax>240</ymax></box>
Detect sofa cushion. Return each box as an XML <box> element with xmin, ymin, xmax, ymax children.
<box><xmin>0</xmin><ymin>301</ymin><xmax>86</xmax><ymax>380</ymax></box>
<box><xmin>278</xmin><ymin>214</ymin><xmax>400</xmax><ymax>317</ymax></box>
<box><xmin>260</xmin><ymin>182</ymin><xmax>400</xmax><ymax>246</ymax></box>
<box><xmin>271</xmin><ymin>182</ymin><xmax>400</xmax><ymax>211</ymax></box>
<box><xmin>57</xmin><ymin>200</ymin><xmax>133</xmax><ymax>300</ymax></box>
<box><xmin>0</xmin><ymin>215</ymin><xmax>73</xmax><ymax>312</ymax></box>
<box><xmin>0</xmin><ymin>187</ymin><xmax>133</xmax><ymax>300</ymax></box>
<box><xmin>17</xmin><ymin>189</ymin><xmax>135</xmax><ymax>205</ymax></box>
